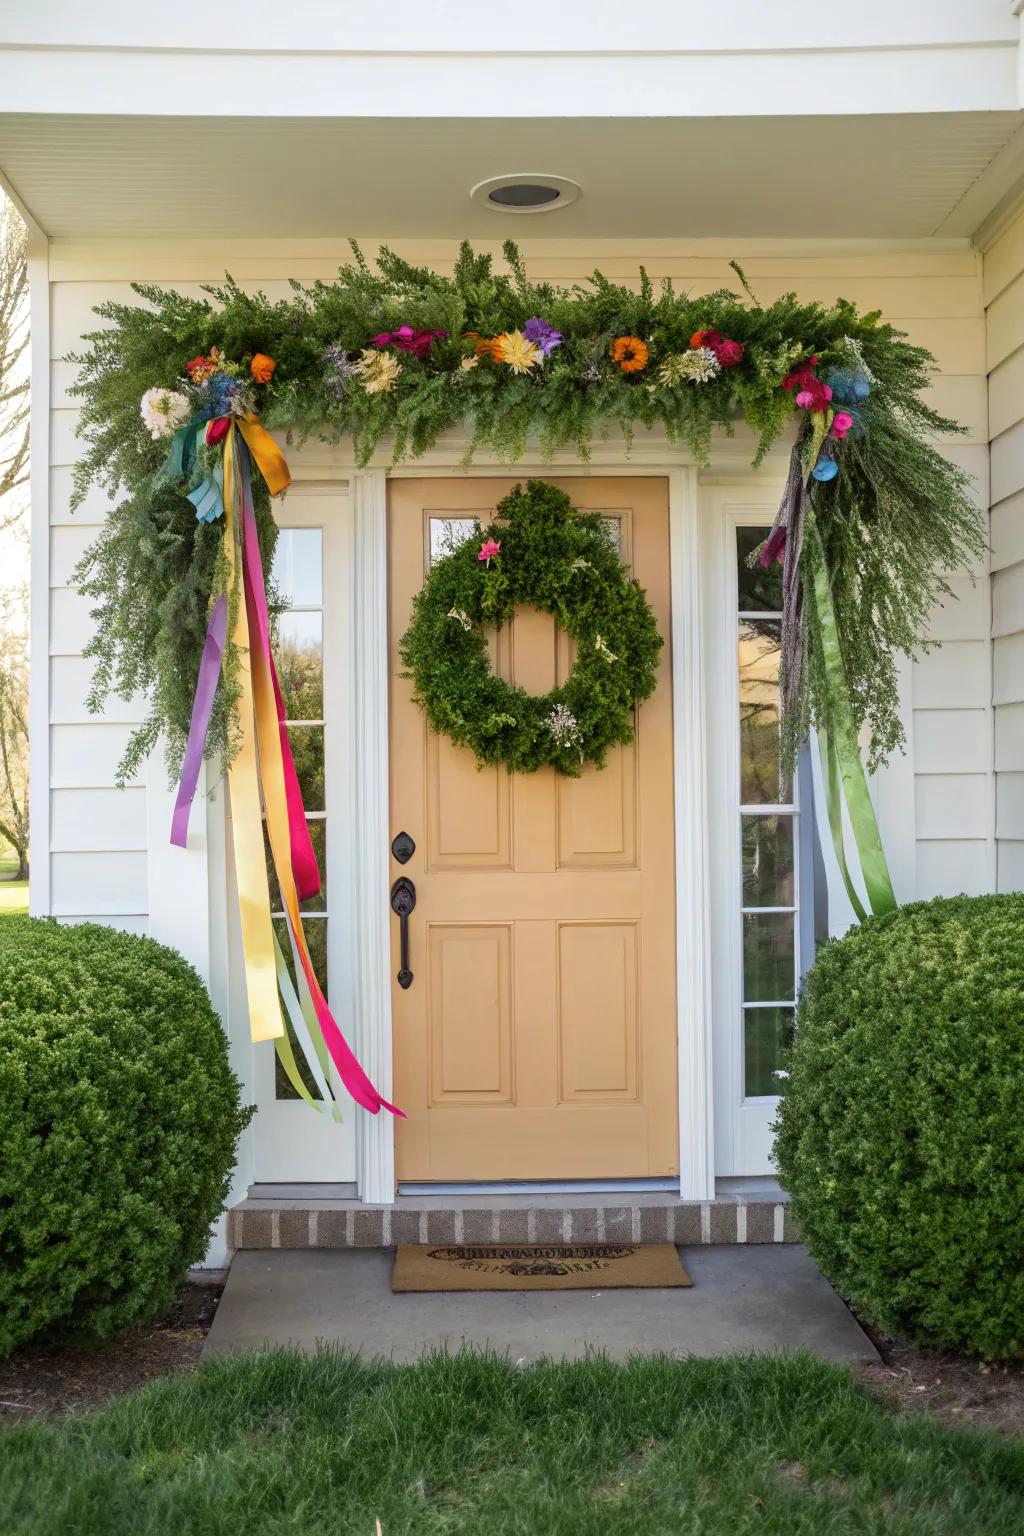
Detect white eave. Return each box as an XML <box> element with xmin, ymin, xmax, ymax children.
<box><xmin>0</xmin><ymin>1</ymin><xmax>1022</xmax><ymax>242</ymax></box>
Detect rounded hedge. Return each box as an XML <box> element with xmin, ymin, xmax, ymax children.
<box><xmin>0</xmin><ymin>916</ymin><xmax>252</xmax><ymax>1354</ymax></box>
<box><xmin>774</xmin><ymin>894</ymin><xmax>1024</xmax><ymax>1358</ymax></box>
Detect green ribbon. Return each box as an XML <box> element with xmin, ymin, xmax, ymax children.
<box><xmin>272</xmin><ymin>928</ymin><xmax>342</xmax><ymax>1119</ymax></box>
<box><xmin>806</xmin><ymin>512</ymin><xmax>897</xmax><ymax>920</ymax></box>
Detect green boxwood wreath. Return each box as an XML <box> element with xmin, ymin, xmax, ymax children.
<box><xmin>398</xmin><ymin>480</ymin><xmax>662</xmax><ymax>775</ymax></box>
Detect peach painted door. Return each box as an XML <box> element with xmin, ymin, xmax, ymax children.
<box><xmin>388</xmin><ymin>478</ymin><xmax>677</xmax><ymax>1180</ymax></box>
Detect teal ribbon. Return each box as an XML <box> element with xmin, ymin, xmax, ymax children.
<box><xmin>807</xmin><ymin>513</ymin><xmax>897</xmax><ymax>919</ymax></box>
<box><xmin>164</xmin><ymin>415</ymin><xmax>225</xmax><ymax>523</ymax></box>
<box><xmin>187</xmin><ymin>459</ymin><xmax>224</xmax><ymax>524</ymax></box>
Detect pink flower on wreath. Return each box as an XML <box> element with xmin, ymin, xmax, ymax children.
<box><xmin>795</xmin><ymin>381</ymin><xmax>833</xmax><ymax>412</ymax></box>
<box><xmin>713</xmin><ymin>338</ymin><xmax>745</xmax><ymax>368</ymax></box>
<box><xmin>831</xmin><ymin>410</ymin><xmax>854</xmax><ymax>440</ymax></box>
<box><xmin>478</xmin><ymin>538</ymin><xmax>501</xmax><ymax>566</ymax></box>
<box><xmin>371</xmin><ymin>325</ymin><xmax>448</xmax><ymax>359</ymax></box>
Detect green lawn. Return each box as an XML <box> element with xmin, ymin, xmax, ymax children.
<box><xmin>2</xmin><ymin>1350</ymin><xmax>1024</xmax><ymax>1535</ymax></box>
<box><xmin>0</xmin><ymin>855</ymin><xmax>27</xmax><ymax>915</ymax></box>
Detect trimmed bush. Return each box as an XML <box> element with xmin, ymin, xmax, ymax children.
<box><xmin>0</xmin><ymin>916</ymin><xmax>252</xmax><ymax>1354</ymax></box>
<box><xmin>774</xmin><ymin>894</ymin><xmax>1024</xmax><ymax>1358</ymax></box>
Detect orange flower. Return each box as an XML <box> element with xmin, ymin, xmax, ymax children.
<box><xmin>468</xmin><ymin>333</ymin><xmax>504</xmax><ymax>361</ymax></box>
<box><xmin>250</xmin><ymin>353</ymin><xmax>277</xmax><ymax>384</ymax></box>
<box><xmin>610</xmin><ymin>336</ymin><xmax>649</xmax><ymax>373</ymax></box>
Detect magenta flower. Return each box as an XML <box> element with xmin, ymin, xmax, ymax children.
<box><xmin>759</xmin><ymin>527</ymin><xmax>787</xmax><ymax>568</ymax></box>
<box><xmin>831</xmin><ymin>410</ymin><xmax>854</xmax><ymax>439</ymax></box>
<box><xmin>371</xmin><ymin>326</ymin><xmax>448</xmax><ymax>359</ymax></box>
<box><xmin>522</xmin><ymin>317</ymin><xmax>563</xmax><ymax>356</ymax></box>
<box><xmin>478</xmin><ymin>538</ymin><xmax>501</xmax><ymax>567</ymax></box>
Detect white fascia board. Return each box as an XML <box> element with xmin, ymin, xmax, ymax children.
<box><xmin>0</xmin><ymin>0</ymin><xmax>1017</xmax><ymax>51</ymax></box>
<box><xmin>0</xmin><ymin>44</ymin><xmax>1017</xmax><ymax>118</ymax></box>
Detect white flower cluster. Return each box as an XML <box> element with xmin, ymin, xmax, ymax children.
<box><xmin>544</xmin><ymin>703</ymin><xmax>583</xmax><ymax>752</ymax></box>
<box><xmin>447</xmin><ymin>606</ymin><xmax>473</xmax><ymax>631</ymax></box>
<box><xmin>595</xmin><ymin>634</ymin><xmax>618</xmax><ymax>664</ymax></box>
<box><xmin>139</xmin><ymin>387</ymin><xmax>191</xmax><ymax>441</ymax></box>
<box><xmin>658</xmin><ymin>348</ymin><xmax>721</xmax><ymax>386</ymax></box>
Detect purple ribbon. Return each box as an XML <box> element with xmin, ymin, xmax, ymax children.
<box><xmin>170</xmin><ymin>594</ymin><xmax>229</xmax><ymax>848</ymax></box>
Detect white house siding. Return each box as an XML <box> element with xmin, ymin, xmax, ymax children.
<box><xmin>983</xmin><ymin>210</ymin><xmax>1024</xmax><ymax>896</ymax></box>
<box><xmin>42</xmin><ymin>237</ymin><xmax>993</xmax><ymax>934</ymax></box>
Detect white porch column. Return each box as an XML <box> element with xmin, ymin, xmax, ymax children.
<box><xmin>671</xmin><ymin>467</ymin><xmax>716</xmax><ymax>1200</ymax></box>
<box><xmin>351</xmin><ymin>470</ymin><xmax>397</xmax><ymax>1203</ymax></box>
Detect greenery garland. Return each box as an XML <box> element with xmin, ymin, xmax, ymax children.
<box><xmin>67</xmin><ymin>239</ymin><xmax>985</xmax><ymax>784</ymax></box>
<box><xmin>399</xmin><ymin>481</ymin><xmax>661</xmax><ymax>774</ymax></box>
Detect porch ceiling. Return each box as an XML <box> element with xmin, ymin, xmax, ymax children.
<box><xmin>1</xmin><ymin>111</ymin><xmax>1022</xmax><ymax>243</ymax></box>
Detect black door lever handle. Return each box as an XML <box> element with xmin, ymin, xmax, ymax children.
<box><xmin>390</xmin><ymin>876</ymin><xmax>416</xmax><ymax>989</ymax></box>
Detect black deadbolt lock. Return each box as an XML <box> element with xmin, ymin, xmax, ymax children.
<box><xmin>391</xmin><ymin>830</ymin><xmax>416</xmax><ymax>865</ymax></box>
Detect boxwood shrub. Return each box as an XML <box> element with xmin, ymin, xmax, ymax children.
<box><xmin>0</xmin><ymin>916</ymin><xmax>252</xmax><ymax>1354</ymax></box>
<box><xmin>774</xmin><ymin>893</ymin><xmax>1024</xmax><ymax>1358</ymax></box>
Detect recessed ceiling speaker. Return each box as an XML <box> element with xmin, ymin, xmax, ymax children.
<box><xmin>470</xmin><ymin>174</ymin><xmax>581</xmax><ymax>215</ymax></box>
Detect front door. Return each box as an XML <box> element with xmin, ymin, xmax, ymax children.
<box><xmin>388</xmin><ymin>477</ymin><xmax>677</xmax><ymax>1181</ymax></box>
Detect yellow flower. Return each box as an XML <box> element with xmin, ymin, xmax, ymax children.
<box><xmin>354</xmin><ymin>348</ymin><xmax>402</xmax><ymax>395</ymax></box>
<box><xmin>495</xmin><ymin>330</ymin><xmax>540</xmax><ymax>375</ymax></box>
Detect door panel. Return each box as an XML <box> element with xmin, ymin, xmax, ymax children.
<box><xmin>389</xmin><ymin>477</ymin><xmax>677</xmax><ymax>1180</ymax></box>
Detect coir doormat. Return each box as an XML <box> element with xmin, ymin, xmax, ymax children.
<box><xmin>392</xmin><ymin>1242</ymin><xmax>692</xmax><ymax>1292</ymax></box>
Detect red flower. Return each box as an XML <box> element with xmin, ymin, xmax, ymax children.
<box><xmin>690</xmin><ymin>328</ymin><xmax>722</xmax><ymax>350</ymax></box>
<box><xmin>781</xmin><ymin>355</ymin><xmax>820</xmax><ymax>393</ymax></box>
<box><xmin>185</xmin><ymin>355</ymin><xmax>209</xmax><ymax>380</ymax></box>
<box><xmin>371</xmin><ymin>326</ymin><xmax>448</xmax><ymax>359</ymax></box>
<box><xmin>713</xmin><ymin>338</ymin><xmax>744</xmax><ymax>368</ymax></box>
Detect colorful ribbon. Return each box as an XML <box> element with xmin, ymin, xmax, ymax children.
<box><xmin>806</xmin><ymin>512</ymin><xmax>897</xmax><ymax>919</ymax></box>
<box><xmin>170</xmin><ymin>413</ymin><xmax>400</xmax><ymax>1117</ymax></box>
<box><xmin>169</xmin><ymin>593</ymin><xmax>228</xmax><ymax>849</ymax></box>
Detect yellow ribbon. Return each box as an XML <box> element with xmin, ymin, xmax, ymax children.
<box><xmin>224</xmin><ymin>424</ymin><xmax>283</xmax><ymax>1043</ymax></box>
<box><xmin>238</xmin><ymin>414</ymin><xmax>291</xmax><ymax>497</ymax></box>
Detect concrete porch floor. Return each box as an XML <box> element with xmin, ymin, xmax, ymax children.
<box><xmin>203</xmin><ymin>1245</ymin><xmax>878</xmax><ymax>1365</ymax></box>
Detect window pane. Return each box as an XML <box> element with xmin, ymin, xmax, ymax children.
<box><xmin>266</xmin><ymin>819</ymin><xmax>326</xmax><ymax>914</ymax></box>
<box><xmin>276</xmin><ymin>612</ymin><xmax>323</xmax><ymax>720</ymax></box>
<box><xmin>742</xmin><ymin>815</ymin><xmax>795</xmax><ymax>907</ymax></box>
<box><xmin>273</xmin><ymin>916</ymin><xmax>328</xmax><ymax>1101</ymax></box>
<box><xmin>736</xmin><ymin>526</ymin><xmax>783</xmax><ymax>613</ymax></box>
<box><xmin>743</xmin><ymin>912</ymin><xmax>795</xmax><ymax>1002</ymax></box>
<box><xmin>429</xmin><ymin>517</ymin><xmax>478</xmax><ymax>564</ymax></box>
<box><xmin>272</xmin><ymin>528</ymin><xmax>323</xmax><ymax>607</ymax></box>
<box><xmin>286</xmin><ymin>725</ymin><xmax>325</xmax><ymax>812</ymax></box>
<box><xmin>738</xmin><ymin>623</ymin><xmax>791</xmax><ymax>805</ymax></box>
<box><xmin>744</xmin><ymin>1007</ymin><xmax>794</xmax><ymax>1097</ymax></box>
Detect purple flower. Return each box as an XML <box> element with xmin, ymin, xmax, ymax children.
<box><xmin>523</xmin><ymin>317</ymin><xmax>563</xmax><ymax>357</ymax></box>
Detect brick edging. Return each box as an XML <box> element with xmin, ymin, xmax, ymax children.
<box><xmin>229</xmin><ymin>1199</ymin><xmax>798</xmax><ymax>1250</ymax></box>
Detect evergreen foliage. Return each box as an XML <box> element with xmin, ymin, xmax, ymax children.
<box><xmin>67</xmin><ymin>242</ymin><xmax>984</xmax><ymax>783</ymax></box>
<box><xmin>399</xmin><ymin>481</ymin><xmax>662</xmax><ymax>774</ymax></box>
<box><xmin>0</xmin><ymin>916</ymin><xmax>253</xmax><ymax>1354</ymax></box>
<box><xmin>774</xmin><ymin>894</ymin><xmax>1024</xmax><ymax>1359</ymax></box>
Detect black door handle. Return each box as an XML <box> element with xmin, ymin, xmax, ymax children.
<box><xmin>390</xmin><ymin>876</ymin><xmax>416</xmax><ymax>990</ymax></box>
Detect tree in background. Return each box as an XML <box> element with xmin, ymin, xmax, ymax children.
<box><xmin>0</xmin><ymin>200</ymin><xmax>28</xmax><ymax>524</ymax></box>
<box><xmin>0</xmin><ymin>197</ymin><xmax>29</xmax><ymax>879</ymax></box>
<box><xmin>0</xmin><ymin>593</ymin><xmax>28</xmax><ymax>880</ymax></box>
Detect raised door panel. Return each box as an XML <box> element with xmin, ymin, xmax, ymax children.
<box><xmin>557</xmin><ymin>921</ymin><xmax>639</xmax><ymax>1102</ymax></box>
<box><xmin>428</xmin><ymin>924</ymin><xmax>513</xmax><ymax>1104</ymax></box>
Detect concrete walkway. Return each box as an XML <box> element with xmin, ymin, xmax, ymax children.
<box><xmin>203</xmin><ymin>1245</ymin><xmax>878</xmax><ymax>1364</ymax></box>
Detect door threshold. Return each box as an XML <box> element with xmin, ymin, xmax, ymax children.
<box><xmin>396</xmin><ymin>1178</ymin><xmax>681</xmax><ymax>1197</ymax></box>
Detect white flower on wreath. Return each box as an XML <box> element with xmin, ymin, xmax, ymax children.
<box><xmin>570</xmin><ymin>556</ymin><xmax>592</xmax><ymax>573</ymax></box>
<box><xmin>544</xmin><ymin>703</ymin><xmax>583</xmax><ymax>752</ymax></box>
<box><xmin>140</xmin><ymin>387</ymin><xmax>191</xmax><ymax>441</ymax></box>
<box><xmin>447</xmin><ymin>606</ymin><xmax>473</xmax><ymax>631</ymax></box>
<box><xmin>458</xmin><ymin>355</ymin><xmax>480</xmax><ymax>373</ymax></box>
<box><xmin>659</xmin><ymin>348</ymin><xmax>720</xmax><ymax>386</ymax></box>
<box><xmin>595</xmin><ymin>634</ymin><xmax>618</xmax><ymax>664</ymax></box>
<box><xmin>354</xmin><ymin>349</ymin><xmax>402</xmax><ymax>395</ymax></box>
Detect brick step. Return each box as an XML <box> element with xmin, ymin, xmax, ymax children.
<box><xmin>228</xmin><ymin>1194</ymin><xmax>797</xmax><ymax>1250</ymax></box>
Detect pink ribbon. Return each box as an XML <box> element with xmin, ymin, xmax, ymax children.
<box><xmin>237</xmin><ymin>446</ymin><xmax>321</xmax><ymax>902</ymax></box>
<box><xmin>239</xmin><ymin>444</ymin><xmax>401</xmax><ymax>1116</ymax></box>
<box><xmin>170</xmin><ymin>594</ymin><xmax>229</xmax><ymax>848</ymax></box>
